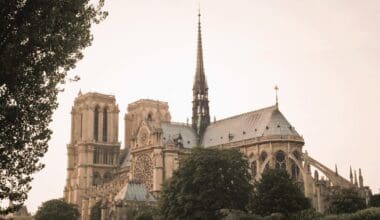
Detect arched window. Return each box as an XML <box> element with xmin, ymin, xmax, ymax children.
<box><xmin>93</xmin><ymin>172</ymin><xmax>102</xmax><ymax>185</ymax></box>
<box><xmin>260</xmin><ymin>151</ymin><xmax>267</xmax><ymax>162</ymax></box>
<box><xmin>260</xmin><ymin>151</ymin><xmax>270</xmax><ymax>171</ymax></box>
<box><xmin>147</xmin><ymin>113</ymin><xmax>153</xmax><ymax>121</ymax></box>
<box><xmin>275</xmin><ymin>150</ymin><xmax>286</xmax><ymax>170</ymax></box>
<box><xmin>93</xmin><ymin>106</ymin><xmax>99</xmax><ymax>141</ymax></box>
<box><xmin>102</xmin><ymin>107</ymin><xmax>108</xmax><ymax>142</ymax></box>
<box><xmin>291</xmin><ymin>162</ymin><xmax>299</xmax><ymax>179</ymax></box>
<box><xmin>251</xmin><ymin>161</ymin><xmax>257</xmax><ymax>177</ymax></box>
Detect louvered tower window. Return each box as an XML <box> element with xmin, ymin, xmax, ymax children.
<box><xmin>103</xmin><ymin>107</ymin><xmax>108</xmax><ymax>142</ymax></box>
<box><xmin>94</xmin><ymin>106</ymin><xmax>99</xmax><ymax>141</ymax></box>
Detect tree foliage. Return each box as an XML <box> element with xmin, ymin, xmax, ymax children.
<box><xmin>0</xmin><ymin>0</ymin><xmax>107</xmax><ymax>214</ymax></box>
<box><xmin>326</xmin><ymin>187</ymin><xmax>366</xmax><ymax>214</ymax></box>
<box><xmin>34</xmin><ymin>199</ymin><xmax>80</xmax><ymax>220</ymax></box>
<box><xmin>124</xmin><ymin>202</ymin><xmax>158</xmax><ymax>220</ymax></box>
<box><xmin>90</xmin><ymin>201</ymin><xmax>101</xmax><ymax>220</ymax></box>
<box><xmin>159</xmin><ymin>147</ymin><xmax>252</xmax><ymax>220</ymax></box>
<box><xmin>248</xmin><ymin>169</ymin><xmax>311</xmax><ymax>216</ymax></box>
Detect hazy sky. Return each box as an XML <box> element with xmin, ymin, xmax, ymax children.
<box><xmin>26</xmin><ymin>0</ymin><xmax>380</xmax><ymax>213</ymax></box>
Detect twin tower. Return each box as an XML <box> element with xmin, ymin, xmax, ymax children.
<box><xmin>64</xmin><ymin>12</ymin><xmax>210</xmax><ymax>204</ymax></box>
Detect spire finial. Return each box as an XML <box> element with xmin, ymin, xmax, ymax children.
<box><xmin>359</xmin><ymin>168</ymin><xmax>363</xmax><ymax>188</ymax></box>
<box><xmin>350</xmin><ymin>166</ymin><xmax>353</xmax><ymax>183</ymax></box>
<box><xmin>156</xmin><ymin>100</ymin><xmax>162</xmax><ymax>123</ymax></box>
<box><xmin>198</xmin><ymin>2</ymin><xmax>201</xmax><ymax>17</ymax></box>
<box><xmin>274</xmin><ymin>85</ymin><xmax>279</xmax><ymax>107</ymax></box>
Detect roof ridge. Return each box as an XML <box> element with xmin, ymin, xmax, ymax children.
<box><xmin>210</xmin><ymin>105</ymin><xmax>277</xmax><ymax>126</ymax></box>
<box><xmin>161</xmin><ymin>121</ymin><xmax>191</xmax><ymax>127</ymax></box>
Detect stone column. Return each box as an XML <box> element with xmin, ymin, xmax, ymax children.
<box><xmin>101</xmin><ymin>207</ymin><xmax>107</xmax><ymax>220</ymax></box>
<box><xmin>112</xmin><ymin>109</ymin><xmax>119</xmax><ymax>143</ymax></box>
<box><xmin>115</xmin><ymin>201</ymin><xmax>122</xmax><ymax>220</ymax></box>
<box><xmin>153</xmin><ymin>149</ymin><xmax>164</xmax><ymax>192</ymax></box>
<box><xmin>88</xmin><ymin>197</ymin><xmax>96</xmax><ymax>219</ymax></box>
<box><xmin>84</xmin><ymin>107</ymin><xmax>94</xmax><ymax>142</ymax></box>
<box><xmin>81</xmin><ymin>199</ymin><xmax>89</xmax><ymax>220</ymax></box>
<box><xmin>71</xmin><ymin>109</ymin><xmax>75</xmax><ymax>143</ymax></box>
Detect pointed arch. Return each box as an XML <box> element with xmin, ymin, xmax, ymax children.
<box><xmin>93</xmin><ymin>171</ymin><xmax>102</xmax><ymax>185</ymax></box>
<box><xmin>103</xmin><ymin>171</ymin><xmax>112</xmax><ymax>183</ymax></box>
<box><xmin>288</xmin><ymin>151</ymin><xmax>307</xmax><ymax>184</ymax></box>
<box><xmin>275</xmin><ymin>150</ymin><xmax>286</xmax><ymax>170</ymax></box>
<box><xmin>94</xmin><ymin>105</ymin><xmax>100</xmax><ymax>141</ymax></box>
<box><xmin>147</xmin><ymin>112</ymin><xmax>153</xmax><ymax>121</ymax></box>
<box><xmin>103</xmin><ymin>106</ymin><xmax>108</xmax><ymax>142</ymax></box>
<box><xmin>259</xmin><ymin>151</ymin><xmax>270</xmax><ymax>173</ymax></box>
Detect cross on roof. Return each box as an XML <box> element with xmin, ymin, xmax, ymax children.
<box><xmin>274</xmin><ymin>85</ymin><xmax>279</xmax><ymax>106</ymax></box>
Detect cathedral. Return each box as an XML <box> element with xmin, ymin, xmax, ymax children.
<box><xmin>64</xmin><ymin>13</ymin><xmax>371</xmax><ymax>220</ymax></box>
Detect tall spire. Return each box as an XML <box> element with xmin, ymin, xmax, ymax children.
<box><xmin>274</xmin><ymin>85</ymin><xmax>279</xmax><ymax>107</ymax></box>
<box><xmin>193</xmin><ymin>9</ymin><xmax>207</xmax><ymax>91</ymax></box>
<box><xmin>350</xmin><ymin>166</ymin><xmax>353</xmax><ymax>184</ymax></box>
<box><xmin>192</xmin><ymin>9</ymin><xmax>210</xmax><ymax>144</ymax></box>
<box><xmin>359</xmin><ymin>168</ymin><xmax>364</xmax><ymax>188</ymax></box>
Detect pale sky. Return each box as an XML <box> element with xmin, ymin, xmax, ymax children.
<box><xmin>26</xmin><ymin>0</ymin><xmax>380</xmax><ymax>213</ymax></box>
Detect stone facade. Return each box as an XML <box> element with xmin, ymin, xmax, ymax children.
<box><xmin>64</xmin><ymin>92</ymin><xmax>121</xmax><ymax>212</ymax></box>
<box><xmin>64</xmin><ymin>13</ymin><xmax>371</xmax><ymax>220</ymax></box>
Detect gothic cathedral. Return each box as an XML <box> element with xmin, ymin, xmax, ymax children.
<box><xmin>64</xmin><ymin>13</ymin><xmax>371</xmax><ymax>220</ymax></box>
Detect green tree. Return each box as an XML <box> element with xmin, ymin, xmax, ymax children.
<box><xmin>248</xmin><ymin>169</ymin><xmax>310</xmax><ymax>216</ymax></box>
<box><xmin>129</xmin><ymin>203</ymin><xmax>158</xmax><ymax>220</ymax></box>
<box><xmin>90</xmin><ymin>201</ymin><xmax>101</xmax><ymax>220</ymax></box>
<box><xmin>159</xmin><ymin>147</ymin><xmax>252</xmax><ymax>220</ymax></box>
<box><xmin>34</xmin><ymin>199</ymin><xmax>80</xmax><ymax>220</ymax></box>
<box><xmin>326</xmin><ymin>187</ymin><xmax>366</xmax><ymax>214</ymax></box>
<box><xmin>370</xmin><ymin>193</ymin><xmax>380</xmax><ymax>207</ymax></box>
<box><xmin>0</xmin><ymin>0</ymin><xmax>107</xmax><ymax>214</ymax></box>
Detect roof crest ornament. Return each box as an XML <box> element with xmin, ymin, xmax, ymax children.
<box><xmin>274</xmin><ymin>85</ymin><xmax>279</xmax><ymax>107</ymax></box>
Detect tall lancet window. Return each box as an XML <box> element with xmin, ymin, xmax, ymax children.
<box><xmin>103</xmin><ymin>107</ymin><xmax>108</xmax><ymax>142</ymax></box>
<box><xmin>94</xmin><ymin>106</ymin><xmax>99</xmax><ymax>141</ymax></box>
<box><xmin>275</xmin><ymin>150</ymin><xmax>286</xmax><ymax>170</ymax></box>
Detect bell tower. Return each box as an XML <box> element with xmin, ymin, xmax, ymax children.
<box><xmin>192</xmin><ymin>12</ymin><xmax>210</xmax><ymax>143</ymax></box>
<box><xmin>64</xmin><ymin>92</ymin><xmax>120</xmax><ymax>207</ymax></box>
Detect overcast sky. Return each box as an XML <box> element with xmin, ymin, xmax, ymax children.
<box><xmin>26</xmin><ymin>0</ymin><xmax>380</xmax><ymax>213</ymax></box>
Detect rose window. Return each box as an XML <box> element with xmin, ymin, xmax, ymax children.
<box><xmin>133</xmin><ymin>154</ymin><xmax>153</xmax><ymax>190</ymax></box>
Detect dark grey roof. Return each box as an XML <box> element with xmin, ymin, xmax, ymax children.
<box><xmin>201</xmin><ymin>105</ymin><xmax>301</xmax><ymax>147</ymax></box>
<box><xmin>120</xmin><ymin>151</ymin><xmax>131</xmax><ymax>169</ymax></box>
<box><xmin>114</xmin><ymin>182</ymin><xmax>156</xmax><ymax>202</ymax></box>
<box><xmin>161</xmin><ymin>122</ymin><xmax>197</xmax><ymax>148</ymax></box>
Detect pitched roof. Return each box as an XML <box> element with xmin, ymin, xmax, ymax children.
<box><xmin>120</xmin><ymin>151</ymin><xmax>131</xmax><ymax>169</ymax></box>
<box><xmin>114</xmin><ymin>182</ymin><xmax>156</xmax><ymax>202</ymax></box>
<box><xmin>161</xmin><ymin>122</ymin><xmax>198</xmax><ymax>148</ymax></box>
<box><xmin>201</xmin><ymin>105</ymin><xmax>301</xmax><ymax>147</ymax></box>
